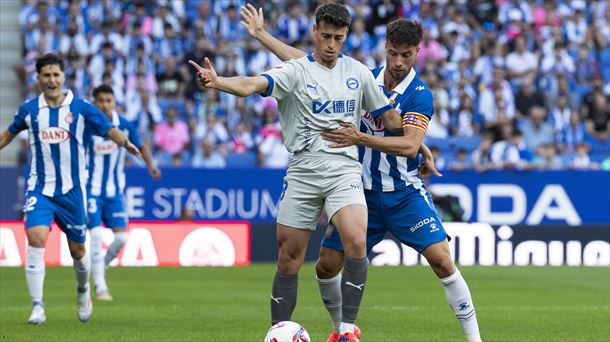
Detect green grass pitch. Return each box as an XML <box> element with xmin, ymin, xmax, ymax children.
<box><xmin>1</xmin><ymin>265</ymin><xmax>608</xmax><ymax>341</ymax></box>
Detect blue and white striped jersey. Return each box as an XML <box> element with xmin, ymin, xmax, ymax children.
<box><xmin>8</xmin><ymin>90</ymin><xmax>112</xmax><ymax>197</ymax></box>
<box><xmin>87</xmin><ymin>111</ymin><xmax>142</xmax><ymax>198</ymax></box>
<box><xmin>359</xmin><ymin>66</ymin><xmax>434</xmax><ymax>192</ymax></box>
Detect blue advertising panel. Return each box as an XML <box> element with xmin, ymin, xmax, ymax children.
<box><xmin>1</xmin><ymin>168</ymin><xmax>608</xmax><ymax>225</ymax></box>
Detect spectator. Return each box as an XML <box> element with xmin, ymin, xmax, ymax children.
<box><xmin>472</xmin><ymin>133</ymin><xmax>495</xmax><ymax>172</ymax></box>
<box><xmin>448</xmin><ymin>148</ymin><xmax>472</xmax><ymax>171</ymax></box>
<box><xmin>156</xmin><ymin>56</ymin><xmax>184</xmax><ymax>98</ymax></box>
<box><xmin>276</xmin><ymin>2</ymin><xmax>309</xmax><ymax>45</ymax></box>
<box><xmin>514</xmin><ymin>77</ymin><xmax>545</xmax><ymax>118</ymax></box>
<box><xmin>430</xmin><ymin>146</ymin><xmax>446</xmax><ymax>171</ymax></box>
<box><xmin>229</xmin><ymin>123</ymin><xmax>254</xmax><ymax>154</ymax></box>
<box><xmin>192</xmin><ymin>138</ymin><xmax>226</xmax><ymax>168</ymax></box>
<box><xmin>154</xmin><ymin>106</ymin><xmax>190</xmax><ymax>159</ymax></box>
<box><xmin>585</xmin><ymin>93</ymin><xmax>610</xmax><ymax>140</ymax></box>
<box><xmin>90</xmin><ymin>21</ymin><xmax>125</xmax><ymax>56</ymax></box>
<box><xmin>505</xmin><ymin>36</ymin><xmax>538</xmax><ymax>88</ymax></box>
<box><xmin>532</xmin><ymin>144</ymin><xmax>563</xmax><ymax>170</ymax></box>
<box><xmin>520</xmin><ymin>105</ymin><xmax>555</xmax><ymax>151</ymax></box>
<box><xmin>255</xmin><ymin>110</ymin><xmax>291</xmax><ymax>168</ymax></box>
<box><xmin>570</xmin><ymin>143</ymin><xmax>599</xmax><ymax>170</ymax></box>
<box><xmin>558</xmin><ymin>112</ymin><xmax>587</xmax><ymax>153</ymax></box>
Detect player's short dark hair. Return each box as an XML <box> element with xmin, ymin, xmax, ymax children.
<box><xmin>92</xmin><ymin>84</ymin><xmax>114</xmax><ymax>98</ymax></box>
<box><xmin>36</xmin><ymin>53</ymin><xmax>65</xmax><ymax>73</ymax></box>
<box><xmin>315</xmin><ymin>3</ymin><xmax>351</xmax><ymax>29</ymax></box>
<box><xmin>387</xmin><ymin>19</ymin><xmax>423</xmax><ymax>47</ymax></box>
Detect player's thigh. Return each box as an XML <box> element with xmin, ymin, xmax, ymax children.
<box><xmin>53</xmin><ymin>187</ymin><xmax>88</xmax><ymax>244</ymax></box>
<box><xmin>276</xmin><ymin>172</ymin><xmax>324</xmax><ymax>230</ymax></box>
<box><xmin>386</xmin><ymin>189</ymin><xmax>448</xmax><ymax>253</ymax></box>
<box><xmin>101</xmin><ymin>195</ymin><xmax>128</xmax><ymax>230</ymax></box>
<box><xmin>421</xmin><ymin>240</ymin><xmax>456</xmax><ymax>278</ymax></box>
<box><xmin>324</xmin><ymin>171</ymin><xmax>367</xmax><ymax>238</ymax></box>
<box><xmin>86</xmin><ymin>194</ymin><xmax>103</xmax><ymax>228</ymax></box>
<box><xmin>23</xmin><ymin>191</ymin><xmax>54</xmax><ymax>230</ymax></box>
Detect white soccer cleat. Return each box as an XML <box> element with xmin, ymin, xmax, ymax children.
<box><xmin>28</xmin><ymin>303</ymin><xmax>45</xmax><ymax>325</ymax></box>
<box><xmin>77</xmin><ymin>286</ymin><xmax>93</xmax><ymax>322</ymax></box>
<box><xmin>96</xmin><ymin>291</ymin><xmax>113</xmax><ymax>301</ymax></box>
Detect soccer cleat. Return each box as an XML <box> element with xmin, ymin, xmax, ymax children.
<box><xmin>96</xmin><ymin>291</ymin><xmax>113</xmax><ymax>301</ymax></box>
<box><xmin>328</xmin><ymin>326</ymin><xmax>360</xmax><ymax>342</ymax></box>
<box><xmin>338</xmin><ymin>332</ymin><xmax>360</xmax><ymax>342</ymax></box>
<box><xmin>77</xmin><ymin>286</ymin><xmax>93</xmax><ymax>322</ymax></box>
<box><xmin>28</xmin><ymin>303</ymin><xmax>45</xmax><ymax>325</ymax></box>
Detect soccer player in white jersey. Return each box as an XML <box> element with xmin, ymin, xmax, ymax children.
<box><xmin>190</xmin><ymin>4</ymin><xmax>424</xmax><ymax>341</ymax></box>
<box><xmin>0</xmin><ymin>53</ymin><xmax>141</xmax><ymax>324</ymax></box>
<box><xmin>239</xmin><ymin>6</ymin><xmax>483</xmax><ymax>342</ymax></box>
<box><xmin>87</xmin><ymin>85</ymin><xmax>160</xmax><ymax>301</ymax></box>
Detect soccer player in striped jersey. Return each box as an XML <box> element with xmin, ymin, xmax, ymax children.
<box><xmin>87</xmin><ymin>85</ymin><xmax>160</xmax><ymax>301</ymax></box>
<box><xmin>239</xmin><ymin>7</ymin><xmax>482</xmax><ymax>342</ymax></box>
<box><xmin>0</xmin><ymin>53</ymin><xmax>141</xmax><ymax>325</ymax></box>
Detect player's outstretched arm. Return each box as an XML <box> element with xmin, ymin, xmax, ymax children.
<box><xmin>419</xmin><ymin>143</ymin><xmax>443</xmax><ymax>177</ymax></box>
<box><xmin>240</xmin><ymin>4</ymin><xmax>306</xmax><ymax>61</ymax></box>
<box><xmin>106</xmin><ymin>128</ymin><xmax>142</xmax><ymax>159</ymax></box>
<box><xmin>140</xmin><ymin>144</ymin><xmax>161</xmax><ymax>180</ymax></box>
<box><xmin>188</xmin><ymin>57</ymin><xmax>268</xmax><ymax>97</ymax></box>
<box><xmin>0</xmin><ymin>130</ymin><xmax>17</xmax><ymax>150</ymax></box>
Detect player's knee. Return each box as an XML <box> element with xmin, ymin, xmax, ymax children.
<box><xmin>277</xmin><ymin>251</ymin><xmax>302</xmax><ymax>274</ymax></box>
<box><xmin>315</xmin><ymin>258</ymin><xmax>341</xmax><ymax>279</ymax></box>
<box><xmin>27</xmin><ymin>236</ymin><xmax>46</xmax><ymax>248</ymax></box>
<box><xmin>342</xmin><ymin>239</ymin><xmax>367</xmax><ymax>259</ymax></box>
<box><xmin>429</xmin><ymin>256</ymin><xmax>456</xmax><ymax>278</ymax></box>
<box><xmin>113</xmin><ymin>231</ymin><xmax>128</xmax><ymax>247</ymax></box>
<box><xmin>69</xmin><ymin>244</ymin><xmax>86</xmax><ymax>260</ymax></box>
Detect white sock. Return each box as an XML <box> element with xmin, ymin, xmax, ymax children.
<box><xmin>25</xmin><ymin>246</ymin><xmax>45</xmax><ymax>304</ymax></box>
<box><xmin>440</xmin><ymin>269</ymin><xmax>481</xmax><ymax>342</ymax></box>
<box><xmin>104</xmin><ymin>231</ymin><xmax>128</xmax><ymax>266</ymax></box>
<box><xmin>90</xmin><ymin>227</ymin><xmax>107</xmax><ymax>293</ymax></box>
<box><xmin>73</xmin><ymin>251</ymin><xmax>91</xmax><ymax>291</ymax></box>
<box><xmin>339</xmin><ymin>322</ymin><xmax>355</xmax><ymax>335</ymax></box>
<box><xmin>317</xmin><ymin>273</ymin><xmax>342</xmax><ymax>334</ymax></box>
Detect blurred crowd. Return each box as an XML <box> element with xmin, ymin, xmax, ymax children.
<box><xmin>15</xmin><ymin>0</ymin><xmax>610</xmax><ymax>171</ymax></box>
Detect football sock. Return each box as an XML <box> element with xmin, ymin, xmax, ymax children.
<box><xmin>104</xmin><ymin>231</ymin><xmax>128</xmax><ymax>266</ymax></box>
<box><xmin>341</xmin><ymin>257</ymin><xmax>368</xmax><ymax>327</ymax></box>
<box><xmin>25</xmin><ymin>246</ymin><xmax>45</xmax><ymax>304</ymax></box>
<box><xmin>270</xmin><ymin>273</ymin><xmax>298</xmax><ymax>325</ymax></box>
<box><xmin>317</xmin><ymin>272</ymin><xmax>342</xmax><ymax>333</ymax></box>
<box><xmin>440</xmin><ymin>269</ymin><xmax>481</xmax><ymax>342</ymax></box>
<box><xmin>89</xmin><ymin>227</ymin><xmax>107</xmax><ymax>292</ymax></box>
<box><xmin>73</xmin><ymin>251</ymin><xmax>91</xmax><ymax>291</ymax></box>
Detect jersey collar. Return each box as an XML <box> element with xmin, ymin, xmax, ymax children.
<box><xmin>111</xmin><ymin>110</ymin><xmax>120</xmax><ymax>127</ymax></box>
<box><xmin>38</xmin><ymin>90</ymin><xmax>74</xmax><ymax>108</ymax></box>
<box><xmin>376</xmin><ymin>67</ymin><xmax>416</xmax><ymax>95</ymax></box>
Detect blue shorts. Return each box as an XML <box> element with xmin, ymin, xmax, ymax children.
<box><xmin>321</xmin><ymin>187</ymin><xmax>448</xmax><ymax>253</ymax></box>
<box><xmin>23</xmin><ymin>187</ymin><xmax>87</xmax><ymax>243</ymax></box>
<box><xmin>86</xmin><ymin>194</ymin><xmax>128</xmax><ymax>229</ymax></box>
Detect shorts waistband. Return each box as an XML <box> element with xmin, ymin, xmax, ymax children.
<box><xmin>292</xmin><ymin>151</ymin><xmax>358</xmax><ymax>163</ymax></box>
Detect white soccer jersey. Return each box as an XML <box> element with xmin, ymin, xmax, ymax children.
<box><xmin>261</xmin><ymin>54</ymin><xmax>392</xmax><ymax>161</ymax></box>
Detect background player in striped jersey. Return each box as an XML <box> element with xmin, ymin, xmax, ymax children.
<box><xmin>239</xmin><ymin>7</ymin><xmax>482</xmax><ymax>342</ymax></box>
<box><xmin>0</xmin><ymin>53</ymin><xmax>141</xmax><ymax>324</ymax></box>
<box><xmin>191</xmin><ymin>4</ymin><xmax>426</xmax><ymax>341</ymax></box>
<box><xmin>87</xmin><ymin>85</ymin><xmax>160</xmax><ymax>301</ymax></box>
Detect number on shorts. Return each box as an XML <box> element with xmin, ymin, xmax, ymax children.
<box><xmin>24</xmin><ymin>196</ymin><xmax>37</xmax><ymax>212</ymax></box>
<box><xmin>88</xmin><ymin>198</ymin><xmax>97</xmax><ymax>214</ymax></box>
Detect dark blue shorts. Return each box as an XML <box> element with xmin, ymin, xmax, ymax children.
<box><xmin>23</xmin><ymin>187</ymin><xmax>87</xmax><ymax>243</ymax></box>
<box><xmin>86</xmin><ymin>194</ymin><xmax>128</xmax><ymax>229</ymax></box>
<box><xmin>321</xmin><ymin>187</ymin><xmax>448</xmax><ymax>253</ymax></box>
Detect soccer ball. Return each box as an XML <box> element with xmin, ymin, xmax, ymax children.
<box><xmin>263</xmin><ymin>321</ymin><xmax>311</xmax><ymax>342</ymax></box>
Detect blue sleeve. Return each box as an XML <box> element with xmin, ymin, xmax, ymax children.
<box><xmin>404</xmin><ymin>89</ymin><xmax>434</xmax><ymax>120</ymax></box>
<box><xmin>8</xmin><ymin>105</ymin><xmax>29</xmax><ymax>134</ymax></box>
<box><xmin>82</xmin><ymin>101</ymin><xmax>112</xmax><ymax>136</ymax></box>
<box><xmin>123</xmin><ymin>118</ymin><xmax>143</xmax><ymax>148</ymax></box>
<box><xmin>260</xmin><ymin>74</ymin><xmax>274</xmax><ymax>97</ymax></box>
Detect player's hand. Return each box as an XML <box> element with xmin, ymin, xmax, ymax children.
<box><xmin>188</xmin><ymin>57</ymin><xmax>217</xmax><ymax>89</ymax></box>
<box><xmin>240</xmin><ymin>4</ymin><xmax>265</xmax><ymax>39</ymax></box>
<box><xmin>148</xmin><ymin>166</ymin><xmax>161</xmax><ymax>181</ymax></box>
<box><xmin>321</xmin><ymin>122</ymin><xmax>361</xmax><ymax>148</ymax></box>
<box><xmin>419</xmin><ymin>145</ymin><xmax>442</xmax><ymax>177</ymax></box>
<box><xmin>124</xmin><ymin>141</ymin><xmax>142</xmax><ymax>159</ymax></box>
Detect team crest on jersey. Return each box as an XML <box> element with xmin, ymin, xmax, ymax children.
<box><xmin>65</xmin><ymin>112</ymin><xmax>74</xmax><ymax>124</ymax></box>
<box><xmin>346</xmin><ymin>77</ymin><xmax>359</xmax><ymax>90</ymax></box>
<box><xmin>39</xmin><ymin>127</ymin><xmax>70</xmax><ymax>144</ymax></box>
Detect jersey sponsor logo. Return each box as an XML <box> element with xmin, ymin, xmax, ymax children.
<box><xmin>346</xmin><ymin>77</ymin><xmax>359</xmax><ymax>90</ymax></box>
<box><xmin>361</xmin><ymin>111</ymin><xmax>384</xmax><ymax>132</ymax></box>
<box><xmin>39</xmin><ymin>127</ymin><xmax>70</xmax><ymax>144</ymax></box>
<box><xmin>94</xmin><ymin>140</ymin><xmax>119</xmax><ymax>155</ymax></box>
<box><xmin>409</xmin><ymin>216</ymin><xmax>436</xmax><ymax>232</ymax></box>
<box><xmin>312</xmin><ymin>99</ymin><xmax>356</xmax><ymax>115</ymax></box>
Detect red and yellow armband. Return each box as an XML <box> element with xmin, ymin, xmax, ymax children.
<box><xmin>402</xmin><ymin>112</ymin><xmax>430</xmax><ymax>132</ymax></box>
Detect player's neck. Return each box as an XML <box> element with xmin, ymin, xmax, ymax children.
<box><xmin>104</xmin><ymin>111</ymin><xmax>113</xmax><ymax>121</ymax></box>
<box><xmin>43</xmin><ymin>93</ymin><xmax>66</xmax><ymax>107</ymax></box>
<box><xmin>384</xmin><ymin>69</ymin><xmax>401</xmax><ymax>92</ymax></box>
<box><xmin>312</xmin><ymin>51</ymin><xmax>338</xmax><ymax>69</ymax></box>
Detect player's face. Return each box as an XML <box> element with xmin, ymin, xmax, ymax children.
<box><xmin>94</xmin><ymin>92</ymin><xmax>116</xmax><ymax>117</ymax></box>
<box><xmin>385</xmin><ymin>42</ymin><xmax>419</xmax><ymax>82</ymax></box>
<box><xmin>37</xmin><ymin>64</ymin><xmax>65</xmax><ymax>101</ymax></box>
<box><xmin>313</xmin><ymin>21</ymin><xmax>348</xmax><ymax>65</ymax></box>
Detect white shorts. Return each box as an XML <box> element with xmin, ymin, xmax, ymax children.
<box><xmin>276</xmin><ymin>154</ymin><xmax>366</xmax><ymax>230</ymax></box>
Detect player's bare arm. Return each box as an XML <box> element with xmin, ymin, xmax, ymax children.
<box><xmin>140</xmin><ymin>143</ymin><xmax>161</xmax><ymax>180</ymax></box>
<box><xmin>240</xmin><ymin>4</ymin><xmax>306</xmax><ymax>61</ymax></box>
<box><xmin>188</xmin><ymin>57</ymin><xmax>268</xmax><ymax>97</ymax></box>
<box><xmin>0</xmin><ymin>130</ymin><xmax>17</xmax><ymax>150</ymax></box>
<box><xmin>106</xmin><ymin>128</ymin><xmax>142</xmax><ymax>159</ymax></box>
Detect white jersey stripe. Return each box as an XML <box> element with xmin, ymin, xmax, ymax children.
<box><xmin>38</xmin><ymin>108</ymin><xmax>56</xmax><ymax>196</ymax></box>
<box><xmin>117</xmin><ymin>147</ymin><xmax>126</xmax><ymax>194</ymax></box>
<box><xmin>25</xmin><ymin>116</ymin><xmax>37</xmax><ymax>192</ymax></box>
<box><xmin>76</xmin><ymin>114</ymin><xmax>87</xmax><ymax>188</ymax></box>
<box><xmin>90</xmin><ymin>137</ymin><xmax>105</xmax><ymax>197</ymax></box>
<box><xmin>58</xmin><ymin>106</ymin><xmax>73</xmax><ymax>193</ymax></box>
<box><xmin>105</xmin><ymin>147</ymin><xmax>119</xmax><ymax>197</ymax></box>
